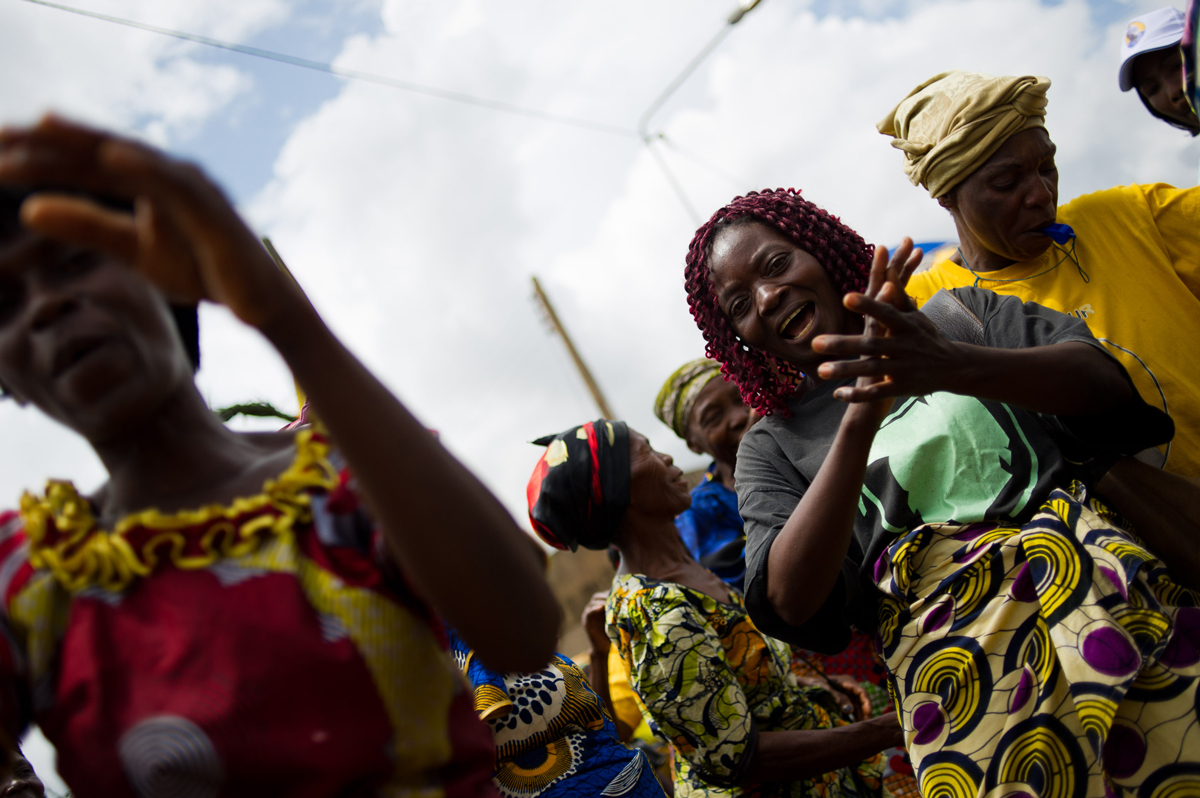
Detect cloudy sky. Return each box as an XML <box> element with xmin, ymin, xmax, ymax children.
<box><xmin>1</xmin><ymin>0</ymin><xmax>1197</xmax><ymax>789</ymax></box>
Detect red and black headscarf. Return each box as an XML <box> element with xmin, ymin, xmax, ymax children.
<box><xmin>526</xmin><ymin>420</ymin><xmax>631</xmax><ymax>551</ymax></box>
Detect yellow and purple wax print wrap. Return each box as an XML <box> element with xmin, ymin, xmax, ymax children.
<box><xmin>527</xmin><ymin>420</ymin><xmax>630</xmax><ymax>552</ymax></box>
<box><xmin>877</xmin><ymin>70</ymin><xmax>1051</xmax><ymax>198</ymax></box>
<box><xmin>654</xmin><ymin>358</ymin><xmax>722</xmax><ymax>440</ymax></box>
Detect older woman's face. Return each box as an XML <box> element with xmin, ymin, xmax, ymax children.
<box><xmin>707</xmin><ymin>221</ymin><xmax>847</xmax><ymax>369</ymax></box>
<box><xmin>627</xmin><ymin>432</ymin><xmax>691</xmax><ymax>518</ymax></box>
<box><xmin>685</xmin><ymin>377</ymin><xmax>752</xmax><ymax>470</ymax></box>
<box><xmin>0</xmin><ymin>229</ymin><xmax>194</xmax><ymax>443</ymax></box>
<box><xmin>942</xmin><ymin>128</ymin><xmax>1059</xmax><ymax>264</ymax></box>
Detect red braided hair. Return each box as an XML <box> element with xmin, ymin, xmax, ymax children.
<box><xmin>684</xmin><ymin>188</ymin><xmax>874</xmax><ymax>416</ymax></box>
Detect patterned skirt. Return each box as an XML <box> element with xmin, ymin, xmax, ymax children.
<box><xmin>874</xmin><ymin>484</ymin><xmax>1200</xmax><ymax>798</ymax></box>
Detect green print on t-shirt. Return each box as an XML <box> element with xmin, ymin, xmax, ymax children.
<box><xmin>860</xmin><ymin>393</ymin><xmax>1040</xmax><ymax>528</ymax></box>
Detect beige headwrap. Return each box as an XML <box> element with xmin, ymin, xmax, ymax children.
<box><xmin>877</xmin><ymin>71</ymin><xmax>1051</xmax><ymax>198</ymax></box>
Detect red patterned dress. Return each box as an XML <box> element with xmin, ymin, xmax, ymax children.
<box><xmin>0</xmin><ymin>429</ymin><xmax>497</xmax><ymax>798</ymax></box>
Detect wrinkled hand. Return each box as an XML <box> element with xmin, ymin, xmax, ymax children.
<box><xmin>826</xmin><ymin>673</ymin><xmax>872</xmax><ymax>721</ymax></box>
<box><xmin>582</xmin><ymin>591</ymin><xmax>611</xmax><ymax>655</ymax></box>
<box><xmin>795</xmin><ymin>676</ymin><xmax>857</xmax><ymax>719</ymax></box>
<box><xmin>0</xmin><ymin>115</ymin><xmax>302</xmax><ymax>332</ymax></box>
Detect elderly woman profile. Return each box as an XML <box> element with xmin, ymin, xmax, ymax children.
<box><xmin>683</xmin><ymin>186</ymin><xmax>1200</xmax><ymax>797</ymax></box>
<box><xmin>526</xmin><ymin>420</ymin><xmax>902</xmax><ymax>798</ymax></box>
<box><xmin>0</xmin><ymin>117</ymin><xmax>562</xmax><ymax>795</ymax></box>
<box><xmin>878</xmin><ymin>70</ymin><xmax>1200</xmax><ymax>479</ymax></box>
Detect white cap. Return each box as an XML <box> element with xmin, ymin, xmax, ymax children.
<box><xmin>1119</xmin><ymin>7</ymin><xmax>1186</xmax><ymax>92</ymax></box>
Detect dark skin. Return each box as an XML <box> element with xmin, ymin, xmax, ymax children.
<box><xmin>683</xmin><ymin>376</ymin><xmax>753</xmax><ymax>491</ymax></box>
<box><xmin>708</xmin><ymin>222</ymin><xmax>1132</xmax><ymax>628</ymax></box>
<box><xmin>937</xmin><ymin>127</ymin><xmax>1060</xmax><ymax>274</ymax></box>
<box><xmin>1132</xmin><ymin>47</ymin><xmax>1200</xmax><ymax>133</ymax></box>
<box><xmin>0</xmin><ymin>116</ymin><xmax>560</xmax><ymax>673</ymax></box>
<box><xmin>610</xmin><ymin>431</ymin><xmax>901</xmax><ymax>786</ymax></box>
<box><xmin>681</xmin><ymin>378</ymin><xmax>871</xmax><ymax>716</ymax></box>
<box><xmin>2</xmin><ymin>752</ymin><xmax>42</xmax><ymax>798</ymax></box>
<box><xmin>580</xmin><ymin>591</ymin><xmax>634</xmax><ymax>741</ymax></box>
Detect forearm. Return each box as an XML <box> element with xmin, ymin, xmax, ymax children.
<box><xmin>1096</xmin><ymin>458</ymin><xmax>1200</xmax><ymax>591</ymax></box>
<box><xmin>263</xmin><ymin>297</ymin><xmax>560</xmax><ymax>672</ymax></box>
<box><xmin>767</xmin><ymin>403</ymin><xmax>880</xmax><ymax>627</ymax></box>
<box><xmin>949</xmin><ymin>342</ymin><xmax>1130</xmax><ymax>415</ymax></box>
<box><xmin>589</xmin><ymin>648</ymin><xmax>617</xmax><ymax>721</ymax></box>
<box><xmin>742</xmin><ymin>714</ymin><xmax>903</xmax><ymax>785</ymax></box>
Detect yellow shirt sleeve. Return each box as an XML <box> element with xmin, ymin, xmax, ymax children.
<box><xmin>1139</xmin><ymin>183</ymin><xmax>1200</xmax><ymax>298</ymax></box>
<box><xmin>607</xmin><ymin>646</ymin><xmax>655</xmax><ymax>742</ymax></box>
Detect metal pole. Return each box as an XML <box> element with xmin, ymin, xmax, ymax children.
<box><xmin>531</xmin><ymin>276</ymin><xmax>617</xmax><ymax>420</ymax></box>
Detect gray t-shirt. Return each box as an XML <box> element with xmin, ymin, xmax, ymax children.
<box><xmin>735</xmin><ymin>287</ymin><xmax>1173</xmax><ymax>653</ymax></box>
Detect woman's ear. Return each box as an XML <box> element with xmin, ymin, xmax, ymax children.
<box><xmin>683</xmin><ymin>431</ymin><xmax>707</xmax><ymax>457</ymax></box>
<box><xmin>937</xmin><ymin>188</ymin><xmax>958</xmax><ymax>213</ymax></box>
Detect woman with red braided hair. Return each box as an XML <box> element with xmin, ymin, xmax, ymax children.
<box><xmin>684</xmin><ymin>187</ymin><xmax>1200</xmax><ymax>797</ymax></box>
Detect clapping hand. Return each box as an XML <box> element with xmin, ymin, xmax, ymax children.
<box><xmin>813</xmin><ymin>238</ymin><xmax>968</xmax><ymax>403</ymax></box>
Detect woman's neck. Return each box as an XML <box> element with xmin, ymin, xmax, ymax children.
<box><xmin>955</xmin><ymin>227</ymin><xmax>1017</xmax><ymax>274</ymax></box>
<box><xmin>615</xmin><ymin>513</ymin><xmax>698</xmax><ymax>583</ymax></box>
<box><xmin>90</xmin><ymin>384</ymin><xmax>267</xmax><ymax>521</ymax></box>
<box><xmin>711</xmin><ymin>458</ymin><xmax>736</xmax><ymax>491</ymax></box>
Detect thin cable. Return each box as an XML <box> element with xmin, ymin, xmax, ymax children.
<box><xmin>18</xmin><ymin>0</ymin><xmax>640</xmax><ymax>139</ymax></box>
<box><xmin>657</xmin><ymin>133</ymin><xmax>753</xmax><ymax>190</ymax></box>
<box><xmin>645</xmin><ymin>140</ymin><xmax>702</xmax><ymax>225</ymax></box>
<box><xmin>638</xmin><ymin>24</ymin><xmax>733</xmax><ymax>136</ymax></box>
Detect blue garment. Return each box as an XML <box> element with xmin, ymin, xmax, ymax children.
<box><xmin>447</xmin><ymin>629</ymin><xmax>666</xmax><ymax>798</ymax></box>
<box><xmin>674</xmin><ymin>463</ymin><xmax>746</xmax><ymax>590</ymax></box>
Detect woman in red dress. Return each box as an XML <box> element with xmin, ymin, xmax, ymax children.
<box><xmin>0</xmin><ymin>116</ymin><xmax>560</xmax><ymax>797</ymax></box>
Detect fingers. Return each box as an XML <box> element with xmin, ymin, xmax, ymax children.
<box><xmin>20</xmin><ymin>194</ymin><xmax>139</xmax><ymax>264</ymax></box>
<box><xmin>865</xmin><ymin>245</ymin><xmax>888</xmax><ymax>300</ymax></box>
<box><xmin>842</xmin><ymin>292</ymin><xmax>917</xmax><ymax>333</ymax></box>
<box><xmin>833</xmin><ymin>380</ymin><xmax>903</xmax><ymax>403</ymax></box>
<box><xmin>816</xmin><ymin>356</ymin><xmax>895</xmax><ymax>381</ymax></box>
<box><xmin>899</xmin><ymin>249</ymin><xmax>923</xmax><ymax>286</ymax></box>
<box><xmin>885</xmin><ymin>238</ymin><xmax>914</xmax><ymax>286</ymax></box>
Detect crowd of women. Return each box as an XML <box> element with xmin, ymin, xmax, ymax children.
<box><xmin>0</xmin><ymin>6</ymin><xmax>1195</xmax><ymax>798</ymax></box>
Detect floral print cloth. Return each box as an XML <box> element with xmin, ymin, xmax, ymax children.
<box><xmin>606</xmin><ymin>573</ymin><xmax>888</xmax><ymax>797</ymax></box>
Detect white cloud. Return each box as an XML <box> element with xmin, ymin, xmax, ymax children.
<box><xmin>2</xmin><ymin>0</ymin><xmax>1198</xmax><ymax>786</ymax></box>
<box><xmin>247</xmin><ymin>0</ymin><xmax>1198</xmax><ymax>528</ymax></box>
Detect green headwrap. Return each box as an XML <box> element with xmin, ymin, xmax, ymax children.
<box><xmin>655</xmin><ymin>358</ymin><xmax>722</xmax><ymax>440</ymax></box>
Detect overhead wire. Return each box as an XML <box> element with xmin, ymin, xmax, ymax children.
<box><xmin>19</xmin><ymin>0</ymin><xmax>760</xmax><ymax>228</ymax></box>
<box><xmin>17</xmin><ymin>0</ymin><xmax>641</xmax><ymax>139</ymax></box>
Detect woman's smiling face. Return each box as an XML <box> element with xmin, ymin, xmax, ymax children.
<box><xmin>707</xmin><ymin>220</ymin><xmax>848</xmax><ymax>370</ymax></box>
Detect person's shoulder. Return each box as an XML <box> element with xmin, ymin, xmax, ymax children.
<box><xmin>610</xmin><ymin>573</ymin><xmax>692</xmax><ymax>618</ymax></box>
<box><xmin>1058</xmin><ymin>183</ymin><xmax>1163</xmax><ymax>219</ymax></box>
<box><xmin>907</xmin><ymin>259</ymin><xmax>973</xmax><ymax>303</ymax></box>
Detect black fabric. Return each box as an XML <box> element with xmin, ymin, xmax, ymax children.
<box><xmin>527</xmin><ymin>419</ymin><xmax>631</xmax><ymax>552</ymax></box>
<box><xmin>736</xmin><ymin>287</ymin><xmax>1173</xmax><ymax>653</ymax></box>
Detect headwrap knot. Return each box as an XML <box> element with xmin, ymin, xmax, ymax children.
<box><xmin>654</xmin><ymin>358</ymin><xmax>723</xmax><ymax>440</ymax></box>
<box><xmin>877</xmin><ymin>70</ymin><xmax>1051</xmax><ymax>198</ymax></box>
<box><xmin>526</xmin><ymin>420</ymin><xmax>630</xmax><ymax>552</ymax></box>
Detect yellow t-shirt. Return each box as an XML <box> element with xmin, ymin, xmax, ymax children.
<box><xmin>907</xmin><ymin>183</ymin><xmax>1200</xmax><ymax>477</ymax></box>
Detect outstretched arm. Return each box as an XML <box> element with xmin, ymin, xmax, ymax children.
<box><xmin>814</xmin><ymin>289</ymin><xmax>1131</xmax><ymax>415</ymax></box>
<box><xmin>0</xmin><ymin>115</ymin><xmax>560</xmax><ymax>672</ymax></box>
<box><xmin>744</xmin><ymin>715</ymin><xmax>902</xmax><ymax>785</ymax></box>
<box><xmin>764</xmin><ymin>243</ymin><xmax>910</xmax><ymax>628</ymax></box>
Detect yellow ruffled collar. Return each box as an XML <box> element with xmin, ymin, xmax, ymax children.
<box><xmin>19</xmin><ymin>428</ymin><xmax>339</xmax><ymax>594</ymax></box>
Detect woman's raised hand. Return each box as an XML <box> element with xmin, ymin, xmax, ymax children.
<box><xmin>812</xmin><ymin>239</ymin><xmax>967</xmax><ymax>403</ymax></box>
<box><xmin>0</xmin><ymin>115</ymin><xmax>302</xmax><ymax>333</ymax></box>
